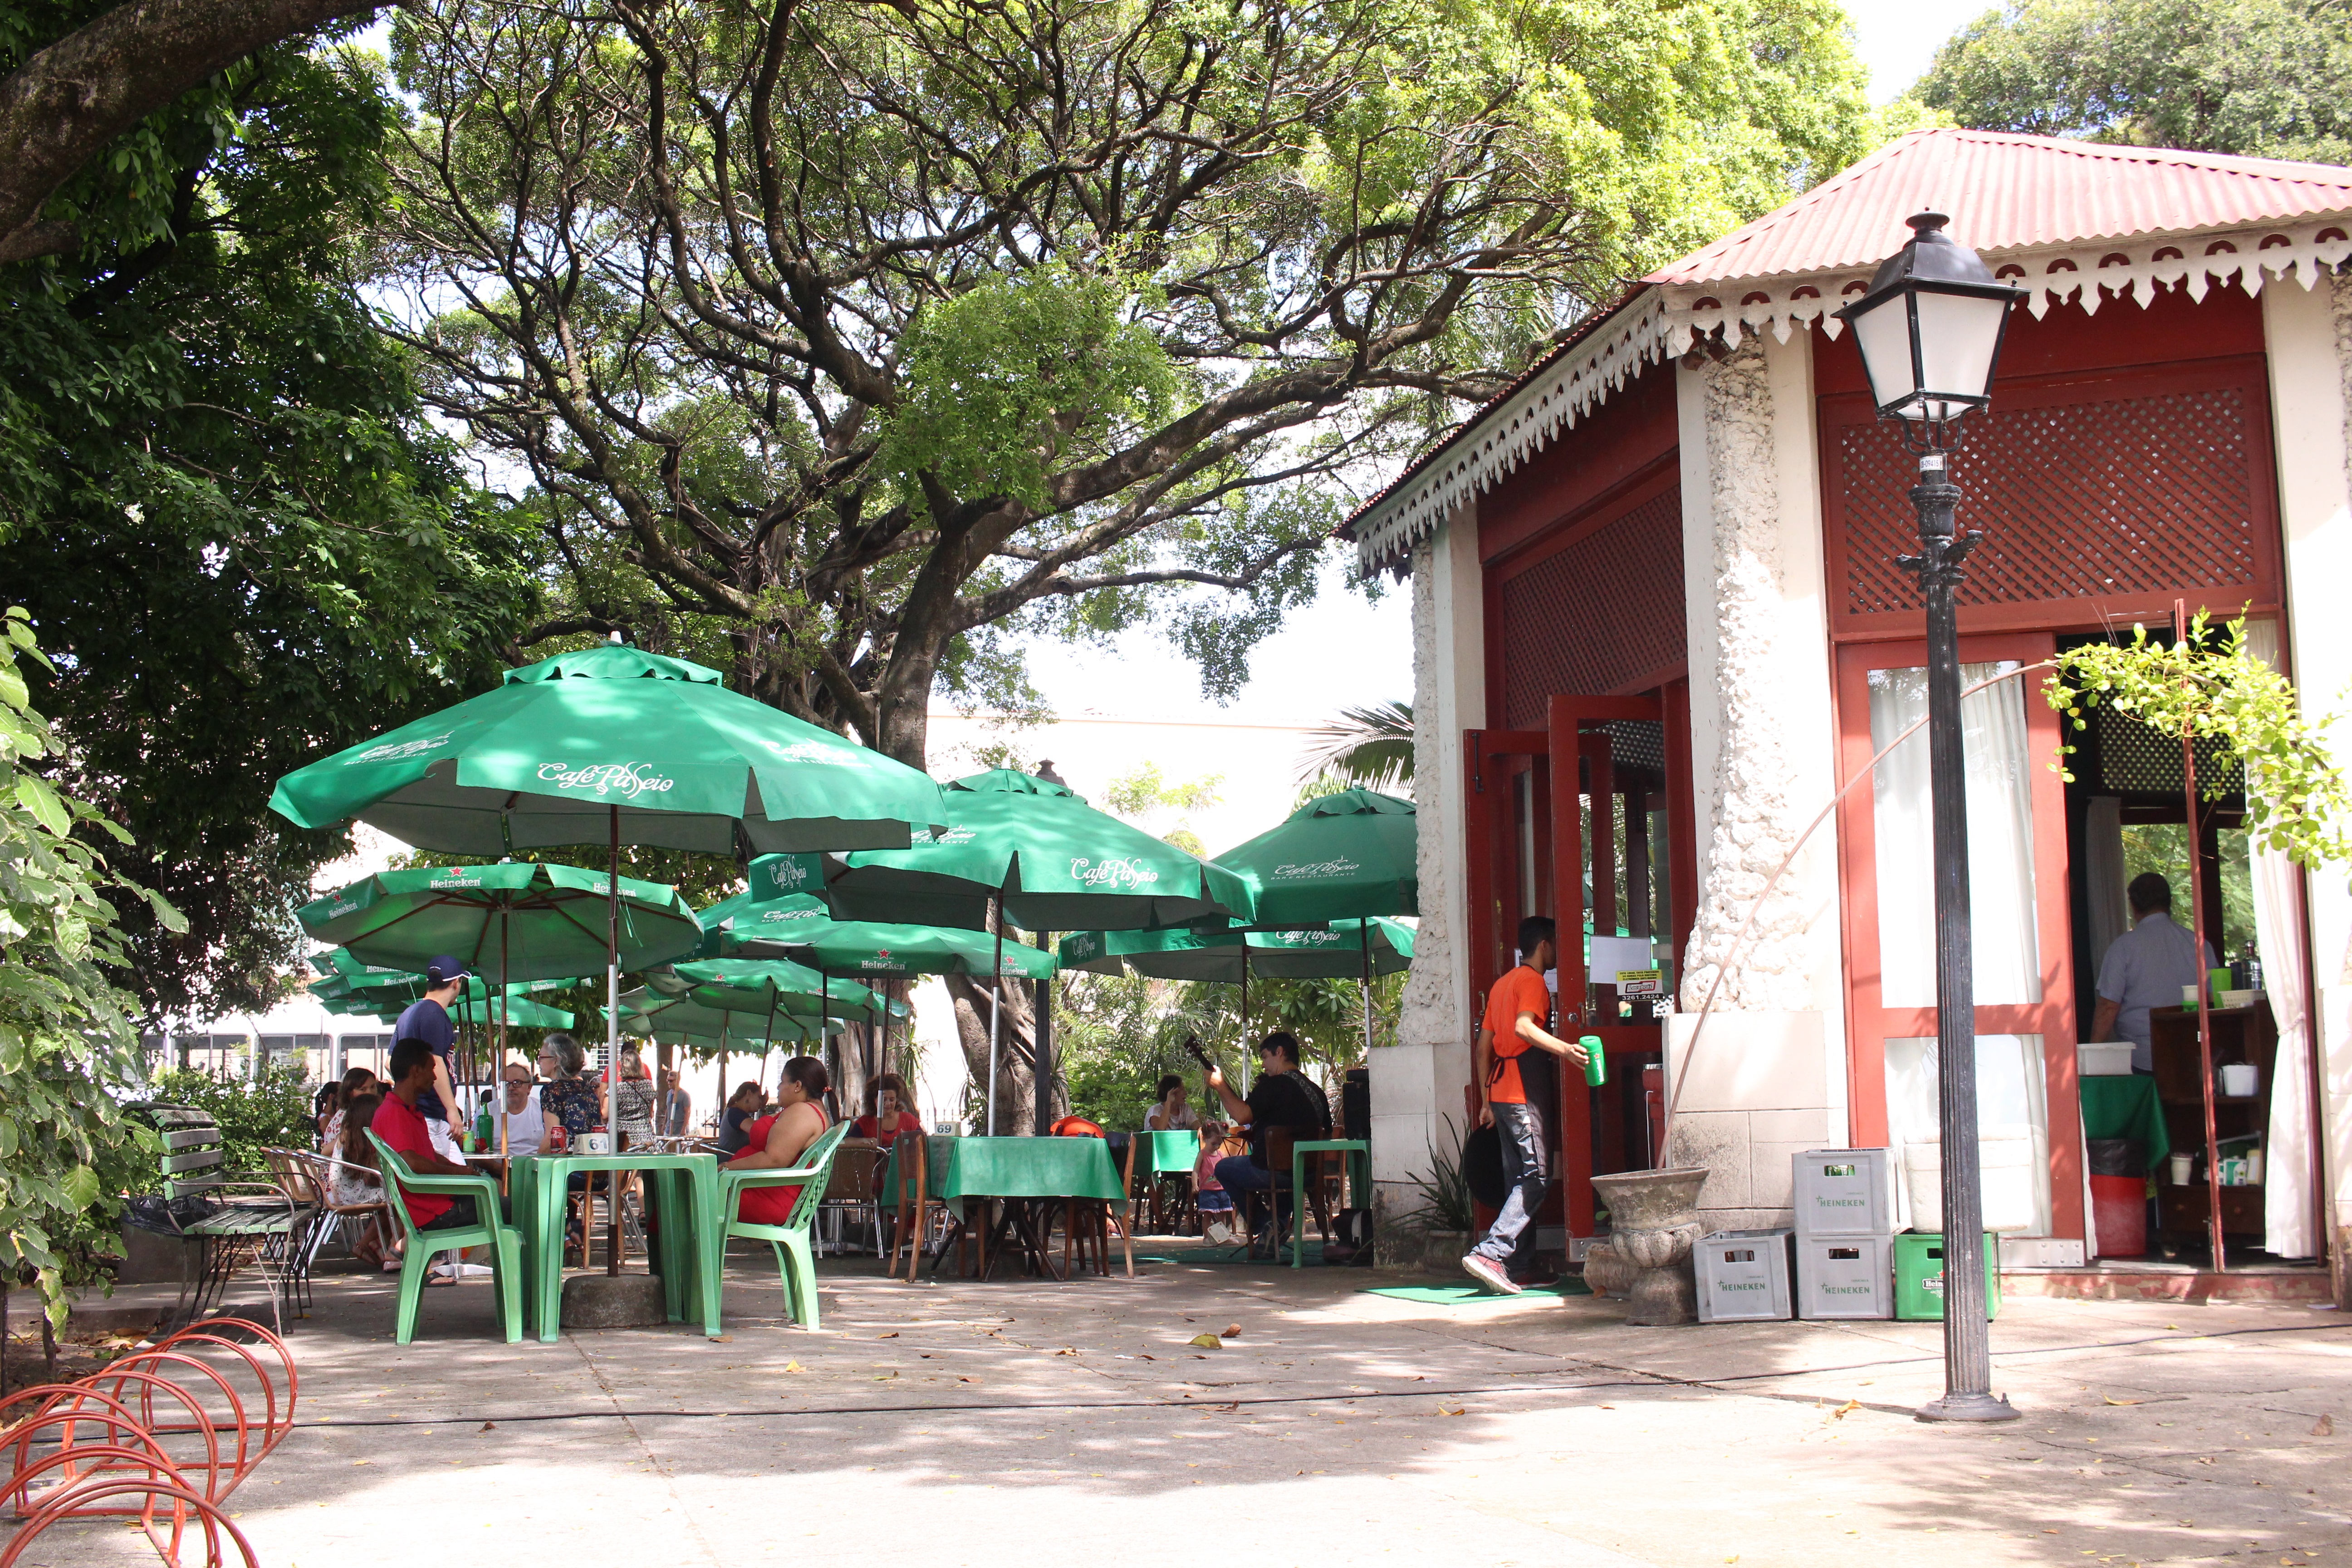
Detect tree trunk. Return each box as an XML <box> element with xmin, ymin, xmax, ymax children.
<box><xmin>0</xmin><ymin>0</ymin><xmax>384</xmax><ymax>263</ymax></box>
<box><xmin>946</xmin><ymin>974</ymin><xmax>1040</xmax><ymax>1136</ymax></box>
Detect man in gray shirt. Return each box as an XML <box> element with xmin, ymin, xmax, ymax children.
<box><xmin>2090</xmin><ymin>873</ymin><xmax>2219</xmax><ymax>1072</ymax></box>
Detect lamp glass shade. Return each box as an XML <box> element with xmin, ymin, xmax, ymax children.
<box><xmin>1911</xmin><ymin>288</ymin><xmax>2010</xmax><ymax>422</ymax></box>
<box><xmin>1847</xmin><ymin>289</ymin><xmax>1919</xmax><ymax>414</ymax></box>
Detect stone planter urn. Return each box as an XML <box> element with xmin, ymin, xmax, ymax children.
<box><xmin>1580</xmin><ymin>1240</ymin><xmax>1637</xmax><ymax>1299</ymax></box>
<box><xmin>1589</xmin><ymin>1168</ymin><xmax>1709</xmax><ymax>1325</ymax></box>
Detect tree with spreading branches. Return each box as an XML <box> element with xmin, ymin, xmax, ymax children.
<box><xmin>373</xmin><ymin>0</ymin><xmax>1874</xmax><ymax>769</ymax></box>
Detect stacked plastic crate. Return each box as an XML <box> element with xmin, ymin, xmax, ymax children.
<box><xmin>1791</xmin><ymin>1149</ymin><xmax>1896</xmax><ymax>1319</ymax></box>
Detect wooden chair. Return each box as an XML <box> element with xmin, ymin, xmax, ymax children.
<box><xmin>1235</xmin><ymin>1129</ymin><xmax>1336</xmax><ymax>1261</ymax></box>
<box><xmin>1122</xmin><ymin>1130</ymin><xmax>1202</xmax><ymax>1236</ymax></box>
<box><xmin>817</xmin><ymin>1137</ymin><xmax>883</xmax><ymax>1256</ymax></box>
<box><xmin>891</xmin><ymin>1135</ymin><xmax>952</xmax><ymax>1282</ymax></box>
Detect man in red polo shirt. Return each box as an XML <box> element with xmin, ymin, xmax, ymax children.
<box><xmin>1464</xmin><ymin>916</ymin><xmax>1588</xmax><ymax>1295</ymax></box>
<box><xmin>377</xmin><ymin>1039</ymin><xmax>504</xmax><ymax>1276</ymax></box>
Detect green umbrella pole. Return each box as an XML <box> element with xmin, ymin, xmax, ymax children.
<box><xmin>1359</xmin><ymin>916</ymin><xmax>1374</xmax><ymax>1060</ymax></box>
<box><xmin>987</xmin><ymin>877</ymin><xmax>1006</xmax><ymax>1136</ymax></box>
<box><xmin>605</xmin><ymin>805</ymin><xmax>621</xmax><ymax>1277</ymax></box>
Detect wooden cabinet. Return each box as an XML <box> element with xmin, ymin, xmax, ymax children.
<box><xmin>2150</xmin><ymin>1001</ymin><xmax>2276</xmax><ymax>1246</ymax></box>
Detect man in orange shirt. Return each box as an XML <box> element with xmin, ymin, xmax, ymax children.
<box><xmin>1464</xmin><ymin>916</ymin><xmax>1589</xmax><ymax>1295</ymax></box>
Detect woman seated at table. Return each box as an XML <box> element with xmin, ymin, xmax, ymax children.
<box><xmin>1143</xmin><ymin>1074</ymin><xmax>1200</xmax><ymax>1133</ymax></box>
<box><xmin>853</xmin><ymin>1073</ymin><xmax>921</xmax><ymax>1150</ymax></box>
<box><xmin>714</xmin><ymin>1080</ymin><xmax>765</xmax><ymax>1156</ymax></box>
<box><xmin>536</xmin><ymin>1033</ymin><xmax>604</xmax><ymax>1263</ymax></box>
<box><xmin>726</xmin><ymin>1056</ymin><xmax>831</xmax><ymax>1224</ymax></box>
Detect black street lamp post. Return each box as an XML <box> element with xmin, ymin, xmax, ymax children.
<box><xmin>1835</xmin><ymin>212</ymin><xmax>2027</xmax><ymax>1424</ymax></box>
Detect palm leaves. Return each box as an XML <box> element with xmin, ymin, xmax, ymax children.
<box><xmin>1295</xmin><ymin>701</ymin><xmax>1413</xmax><ymax>794</ymax></box>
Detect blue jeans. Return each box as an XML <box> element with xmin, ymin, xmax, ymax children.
<box><xmin>1214</xmin><ymin>1155</ymin><xmax>1292</xmax><ymax>1245</ymax></box>
<box><xmin>1471</xmin><ymin>1102</ymin><xmax>1547</xmax><ymax>1278</ymax></box>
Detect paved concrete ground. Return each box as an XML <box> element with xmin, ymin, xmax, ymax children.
<box><xmin>16</xmin><ymin>1241</ymin><xmax>2352</xmax><ymax>1568</ymax></box>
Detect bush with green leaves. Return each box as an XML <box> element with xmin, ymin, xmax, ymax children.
<box><xmin>133</xmin><ymin>1067</ymin><xmax>320</xmax><ymax>1184</ymax></box>
<box><xmin>1</xmin><ymin>607</ymin><xmax>182</xmax><ymax>1323</ymax></box>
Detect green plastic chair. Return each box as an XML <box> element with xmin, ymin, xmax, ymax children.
<box><xmin>366</xmin><ymin>1132</ymin><xmax>525</xmax><ymax>1344</ymax></box>
<box><xmin>716</xmin><ymin>1121</ymin><xmax>851</xmax><ymax>1330</ymax></box>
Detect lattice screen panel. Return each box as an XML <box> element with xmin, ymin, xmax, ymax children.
<box><xmin>1838</xmin><ymin>385</ymin><xmax>2263</xmax><ymax>619</ymax></box>
<box><xmin>1497</xmin><ymin>486</ymin><xmax>1685</xmax><ymax>730</ymax></box>
<box><xmin>2094</xmin><ymin>703</ymin><xmax>2243</xmax><ymax>796</ymax></box>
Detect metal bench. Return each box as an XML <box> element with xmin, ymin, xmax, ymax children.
<box><xmin>142</xmin><ymin>1107</ymin><xmax>314</xmax><ymax>1335</ymax></box>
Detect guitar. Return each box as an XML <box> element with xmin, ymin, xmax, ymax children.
<box><xmin>1181</xmin><ymin>1034</ymin><xmax>1224</xmax><ymax>1083</ymax></box>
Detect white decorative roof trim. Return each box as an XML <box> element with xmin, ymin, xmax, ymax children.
<box><xmin>1352</xmin><ymin>216</ymin><xmax>2352</xmax><ymax>578</ymax></box>
<box><xmin>1661</xmin><ymin>216</ymin><xmax>2352</xmax><ymax>356</ymax></box>
<box><xmin>1352</xmin><ymin>292</ymin><xmax>1673</xmax><ymax>576</ymax></box>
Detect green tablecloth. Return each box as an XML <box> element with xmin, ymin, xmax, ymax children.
<box><xmin>509</xmin><ymin>1151</ymin><xmax>721</xmax><ymax>1343</ymax></box>
<box><xmin>938</xmin><ymin>1137</ymin><xmax>1126</xmax><ymax>1201</ymax></box>
<box><xmin>2079</xmin><ymin>1074</ymin><xmax>2169</xmax><ymax>1170</ymax></box>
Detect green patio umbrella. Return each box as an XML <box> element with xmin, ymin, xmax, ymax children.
<box><xmin>270</xmin><ymin>642</ymin><xmax>948</xmax><ymax>1169</ymax></box>
<box><xmin>818</xmin><ymin>769</ymin><xmax>1248</xmax><ymax>1131</ymax></box>
<box><xmin>1061</xmin><ymin>915</ymin><xmax>1415</xmax><ymax>980</ymax></box>
<box><xmin>269</xmin><ymin>644</ymin><xmax>947</xmax><ymax>858</ymax></box>
<box><xmin>1059</xmin><ymin>916</ymin><xmax>1414</xmax><ymax>1056</ymax></box>
<box><xmin>1209</xmin><ymin>789</ymin><xmax>1417</xmax><ymax>926</ymax></box>
<box><xmin>299</xmin><ymin>862</ymin><xmax>703</xmax><ymax>985</ymax></box>
<box><xmin>701</xmin><ymin>879</ymin><xmax>1059</xmax><ymax>1133</ymax></box>
<box><xmin>820</xmin><ymin>769</ymin><xmax>1254</xmax><ymax>932</ymax></box>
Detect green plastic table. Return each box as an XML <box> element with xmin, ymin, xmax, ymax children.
<box><xmin>2078</xmin><ymin>1075</ymin><xmax>2169</xmax><ymax>1171</ymax></box>
<box><xmin>891</xmin><ymin>1137</ymin><xmax>1131</xmax><ymax>1279</ymax></box>
<box><xmin>509</xmin><ymin>1151</ymin><xmax>722</xmax><ymax>1343</ymax></box>
<box><xmin>1291</xmin><ymin>1139</ymin><xmax>1369</xmax><ymax>1266</ymax></box>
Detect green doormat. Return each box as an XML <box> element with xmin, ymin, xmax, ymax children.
<box><xmin>1362</xmin><ymin>1278</ymin><xmax>1592</xmax><ymax>1304</ymax></box>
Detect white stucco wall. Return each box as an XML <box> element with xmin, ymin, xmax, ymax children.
<box><xmin>2264</xmin><ymin>273</ymin><xmax>2352</xmax><ymax>1287</ymax></box>
<box><xmin>1666</xmin><ymin>331</ymin><xmax>1849</xmax><ymax>1229</ymax></box>
<box><xmin>1377</xmin><ymin>509</ymin><xmax>1483</xmax><ymax>1215</ymax></box>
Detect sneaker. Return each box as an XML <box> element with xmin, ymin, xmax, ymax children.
<box><xmin>1461</xmin><ymin>1253</ymin><xmax>1522</xmax><ymax>1295</ymax></box>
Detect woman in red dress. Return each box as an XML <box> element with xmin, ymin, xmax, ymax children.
<box><xmin>726</xmin><ymin>1055</ymin><xmax>832</xmax><ymax>1225</ymax></box>
<box><xmin>852</xmin><ymin>1073</ymin><xmax>922</xmax><ymax>1150</ymax></box>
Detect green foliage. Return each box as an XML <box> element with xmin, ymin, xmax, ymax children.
<box><xmin>135</xmin><ymin>1068</ymin><xmax>318</xmax><ymax>1184</ymax></box>
<box><xmin>878</xmin><ymin>265</ymin><xmax>1180</xmax><ymax>515</ymax></box>
<box><xmin>1296</xmin><ymin>701</ymin><xmax>1415</xmax><ymax>796</ymax></box>
<box><xmin>2121</xmin><ymin>823</ymin><xmax>2256</xmax><ymax>960</ymax></box>
<box><xmin>2048</xmin><ymin>616</ymin><xmax>2352</xmax><ymax>871</ymax></box>
<box><xmin>377</xmin><ymin>0</ymin><xmax>1873</xmax><ymax>759</ymax></box>
<box><xmin>1395</xmin><ymin>1115</ymin><xmax>1474</xmax><ymax>1234</ymax></box>
<box><xmin>0</xmin><ymin>13</ymin><xmax>538</xmax><ymax>1024</ymax></box>
<box><xmin>1914</xmin><ymin>0</ymin><xmax>2352</xmax><ymax>162</ymax></box>
<box><xmin>0</xmin><ymin>608</ymin><xmax>177</xmax><ymax>1323</ymax></box>
<box><xmin>1101</xmin><ymin>764</ymin><xmax>1222</xmax><ymax>858</ymax></box>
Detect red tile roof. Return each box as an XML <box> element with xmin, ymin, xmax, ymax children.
<box><xmin>1648</xmin><ymin>127</ymin><xmax>2352</xmax><ymax>288</ymax></box>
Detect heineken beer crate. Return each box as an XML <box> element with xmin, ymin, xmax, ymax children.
<box><xmin>1695</xmin><ymin>1229</ymin><xmax>1794</xmax><ymax>1323</ymax></box>
<box><xmin>1796</xmin><ymin>1234</ymin><xmax>1894</xmax><ymax>1320</ymax></box>
<box><xmin>1792</xmin><ymin>1148</ymin><xmax>1895</xmax><ymax>1238</ymax></box>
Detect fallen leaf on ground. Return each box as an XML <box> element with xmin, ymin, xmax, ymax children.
<box><xmin>784</xmin><ymin>1361</ymin><xmax>806</xmax><ymax>1372</ymax></box>
<box><xmin>2313</xmin><ymin>1415</ymin><xmax>2334</xmax><ymax>1436</ymax></box>
<box><xmin>1054</xmin><ymin>1348</ymin><xmax>1079</xmax><ymax>1356</ymax></box>
<box><xmin>1221</xmin><ymin>1324</ymin><xmax>1241</xmax><ymax>1338</ymax></box>
<box><xmin>479</xmin><ymin>1421</ymin><xmax>495</xmax><ymax>1432</ymax></box>
<box><xmin>709</xmin><ymin>1335</ymin><xmax>732</xmax><ymax>1343</ymax></box>
<box><xmin>874</xmin><ymin>1372</ymin><xmax>897</xmax><ymax>1381</ymax></box>
<box><xmin>877</xmin><ymin>1332</ymin><xmax>898</xmax><ymax>1339</ymax></box>
<box><xmin>1188</xmin><ymin>1334</ymin><xmax>1223</xmax><ymax>1349</ymax></box>
<box><xmin>1439</xmin><ymin>1407</ymin><xmax>1465</xmax><ymax>1417</ymax></box>
<box><xmin>1830</xmin><ymin>1400</ymin><xmax>1860</xmax><ymax>1420</ymax></box>
<box><xmin>959</xmin><ymin>1377</ymin><xmax>979</xmax><ymax>1383</ymax></box>
<box><xmin>2103</xmin><ymin>1396</ymin><xmax>2142</xmax><ymax>1406</ymax></box>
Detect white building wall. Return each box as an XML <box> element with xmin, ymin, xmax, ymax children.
<box><xmin>1664</xmin><ymin>330</ymin><xmax>1850</xmax><ymax>1233</ymax></box>
<box><xmin>2264</xmin><ymin>273</ymin><xmax>2352</xmax><ymax>1294</ymax></box>
<box><xmin>1377</xmin><ymin>507</ymin><xmax>1483</xmax><ymax>1217</ymax></box>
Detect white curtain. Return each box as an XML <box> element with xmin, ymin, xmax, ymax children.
<box><xmin>2083</xmin><ymin>795</ymin><xmax>2130</xmax><ymax>984</ymax></box>
<box><xmin>1869</xmin><ymin>661</ymin><xmax>2043</xmax><ymax>1007</ymax></box>
<box><xmin>2244</xmin><ymin>620</ymin><xmax>2318</xmax><ymax>1259</ymax></box>
<box><xmin>1883</xmin><ymin>1034</ymin><xmax>2054</xmax><ymax>1235</ymax></box>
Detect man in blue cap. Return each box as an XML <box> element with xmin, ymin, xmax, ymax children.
<box><xmin>395</xmin><ymin>956</ymin><xmax>471</xmax><ymax>1163</ymax></box>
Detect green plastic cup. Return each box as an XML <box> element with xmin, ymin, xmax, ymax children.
<box><xmin>1583</xmin><ymin>1035</ymin><xmax>1607</xmax><ymax>1087</ymax></box>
